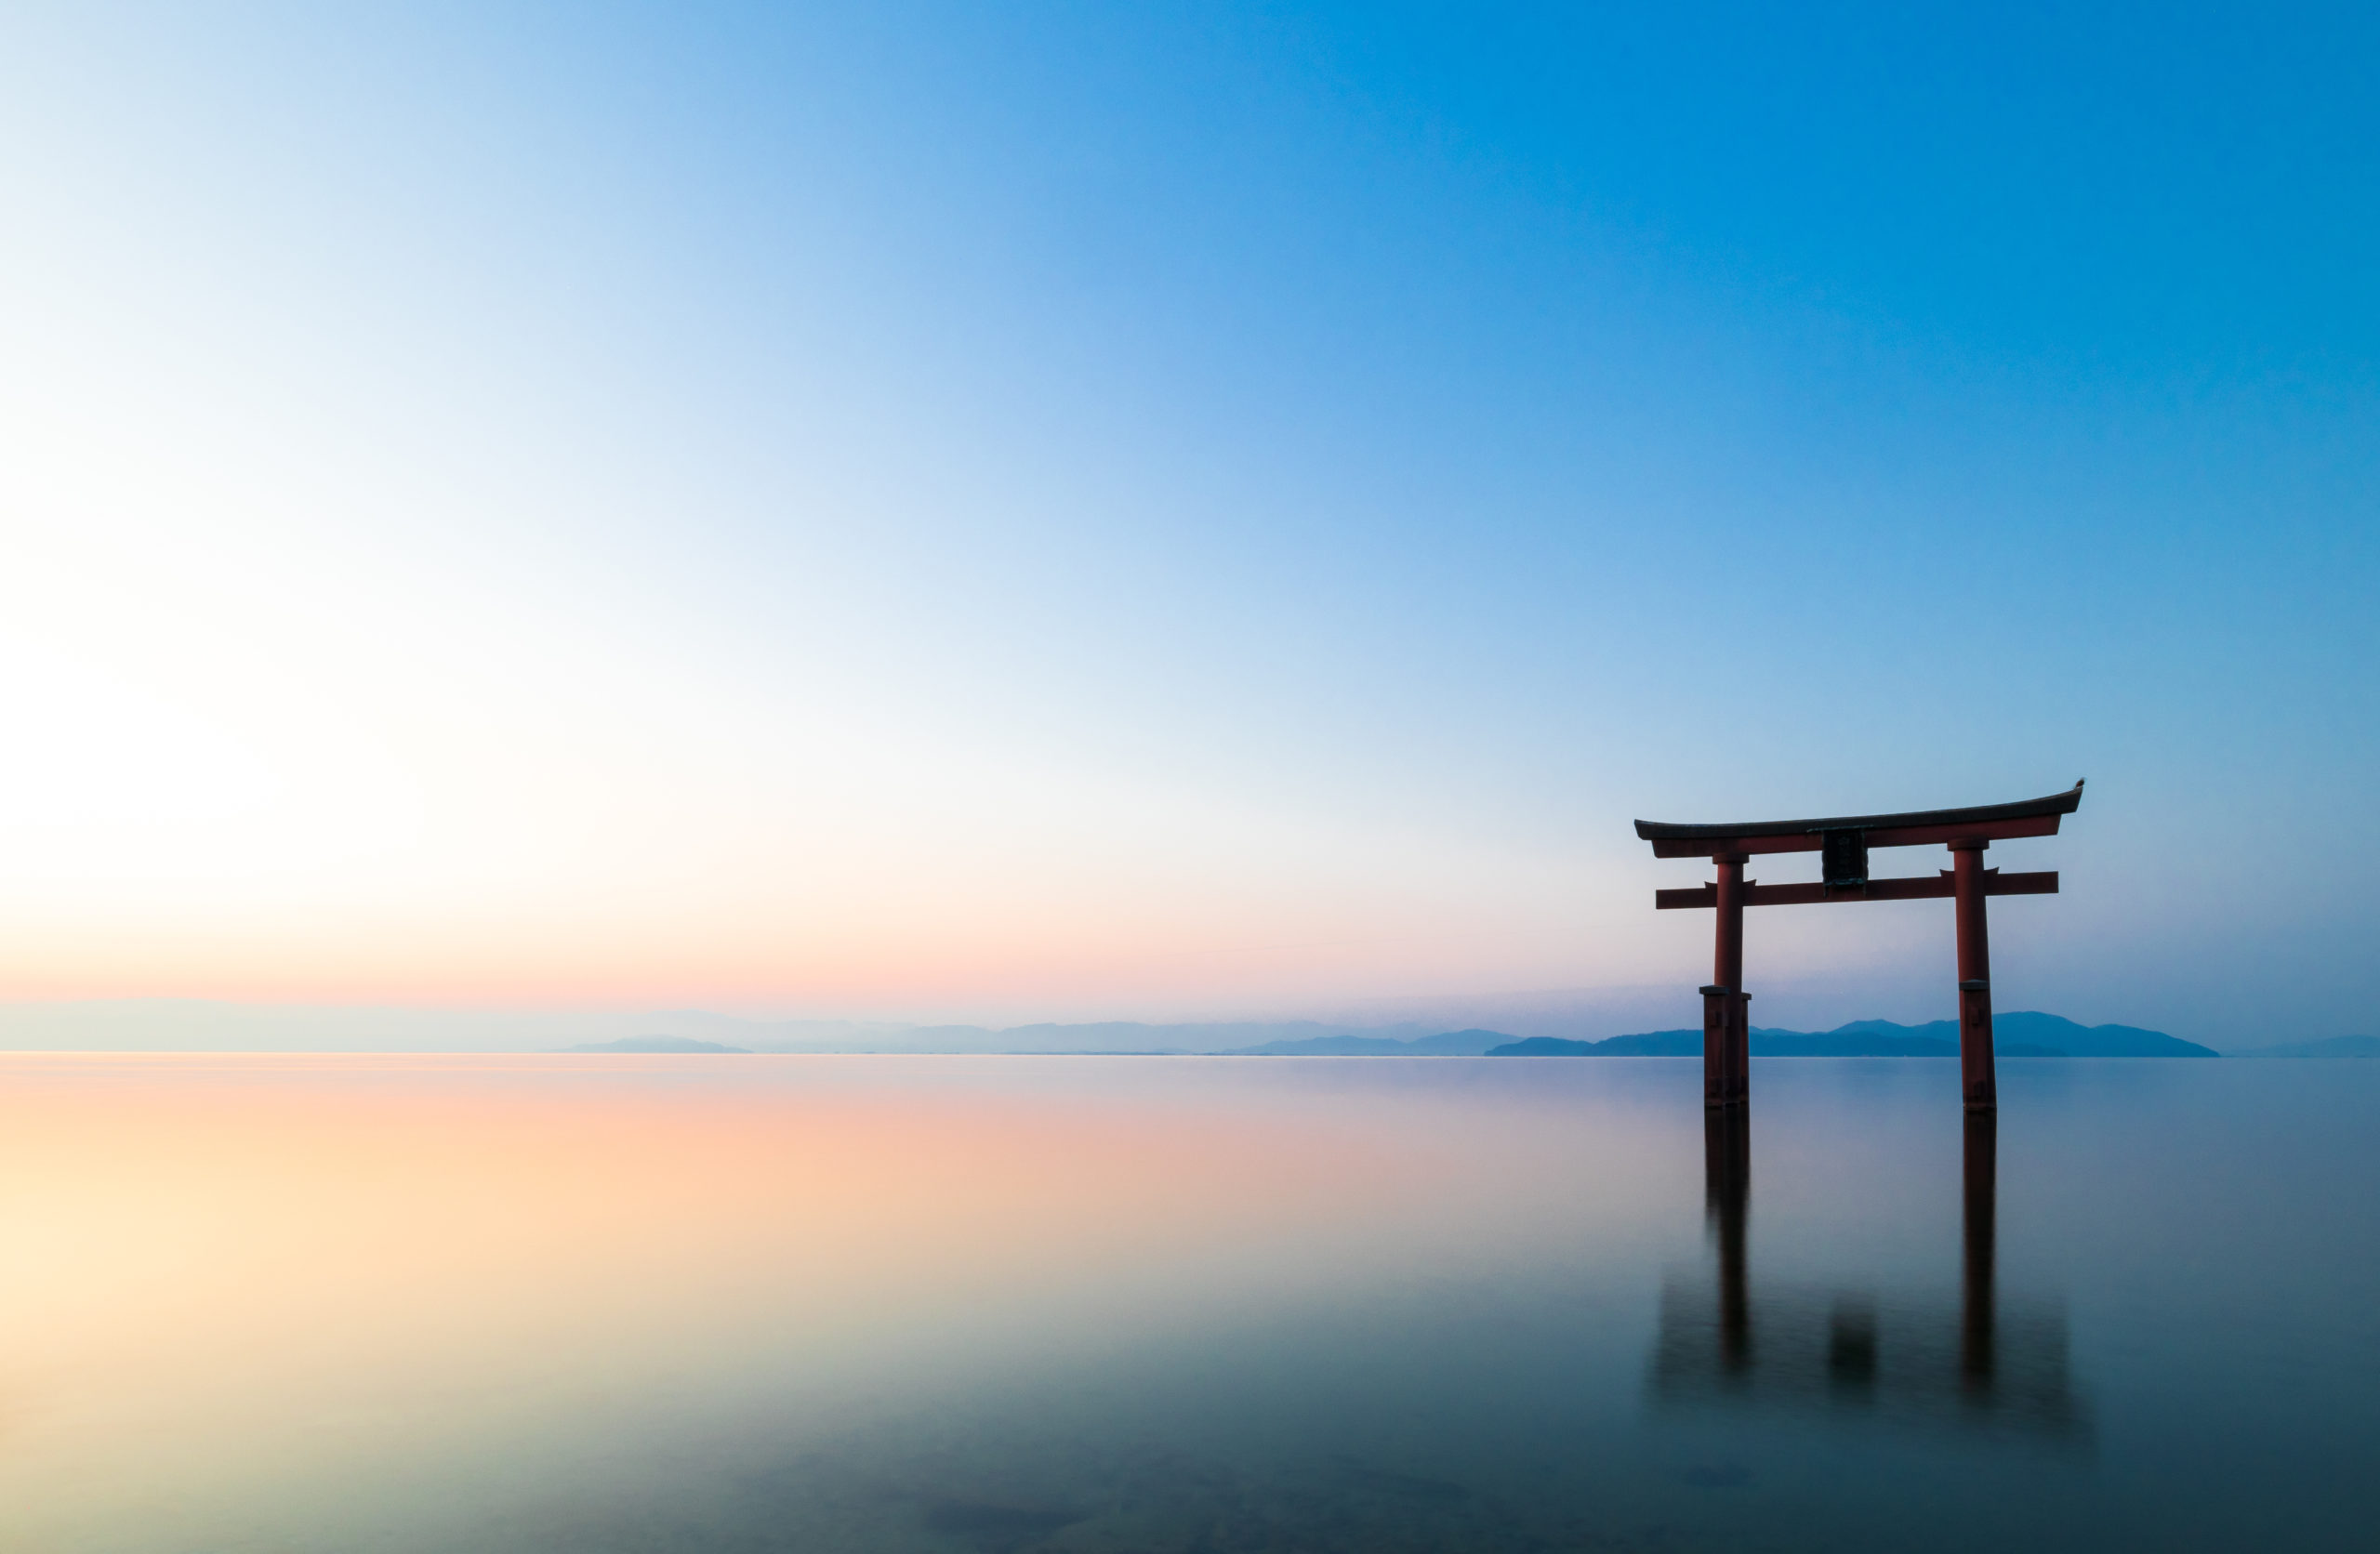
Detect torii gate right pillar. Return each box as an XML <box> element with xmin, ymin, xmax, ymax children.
<box><xmin>1951</xmin><ymin>842</ymin><xmax>1997</xmax><ymax>1112</ymax></box>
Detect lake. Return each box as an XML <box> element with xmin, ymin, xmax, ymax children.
<box><xmin>2</xmin><ymin>1053</ymin><xmax>2372</xmax><ymax>1551</ymax></box>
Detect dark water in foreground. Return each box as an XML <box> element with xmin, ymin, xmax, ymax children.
<box><xmin>3</xmin><ymin>1054</ymin><xmax>2373</xmax><ymax>1551</ymax></box>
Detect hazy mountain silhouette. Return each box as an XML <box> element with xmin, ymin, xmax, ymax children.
<box><xmin>0</xmin><ymin>1001</ymin><xmax>2231</xmax><ymax>1057</ymax></box>
<box><xmin>879</xmin><ymin>1021</ymin><xmax>1444</xmax><ymax>1055</ymax></box>
<box><xmin>1489</xmin><ymin>1012</ymin><xmax>2215</xmax><ymax>1059</ymax></box>
<box><xmin>2231</xmin><ymin>1034</ymin><xmax>2380</xmax><ymax>1058</ymax></box>
<box><xmin>1218</xmin><ymin>1028</ymin><xmax>1515</xmax><ymax>1057</ymax></box>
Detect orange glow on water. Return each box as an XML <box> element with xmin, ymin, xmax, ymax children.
<box><xmin>0</xmin><ymin>1054</ymin><xmax>1658</xmax><ymax>1548</ymax></box>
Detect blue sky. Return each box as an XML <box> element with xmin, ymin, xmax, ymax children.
<box><xmin>0</xmin><ymin>4</ymin><xmax>2373</xmax><ymax>1042</ymax></box>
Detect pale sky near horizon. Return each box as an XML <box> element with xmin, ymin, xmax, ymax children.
<box><xmin>3</xmin><ymin>4</ymin><xmax>2374</xmax><ymax>1044</ymax></box>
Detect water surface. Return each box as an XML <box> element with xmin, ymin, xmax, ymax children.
<box><xmin>2</xmin><ymin>1054</ymin><xmax>2372</xmax><ymax>1550</ymax></box>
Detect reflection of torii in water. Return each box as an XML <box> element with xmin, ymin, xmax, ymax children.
<box><xmin>1656</xmin><ymin>1108</ymin><xmax>2084</xmax><ymax>1437</ymax></box>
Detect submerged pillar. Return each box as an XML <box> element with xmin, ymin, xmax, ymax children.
<box><xmin>1713</xmin><ymin>852</ymin><xmax>1749</xmax><ymax>1105</ymax></box>
<box><xmin>1950</xmin><ymin>841</ymin><xmax>1997</xmax><ymax>1112</ymax></box>
<box><xmin>1700</xmin><ymin>985</ymin><xmax>1733</xmax><ymax>1108</ymax></box>
<box><xmin>1732</xmin><ymin>992</ymin><xmax>1752</xmax><ymax>1103</ymax></box>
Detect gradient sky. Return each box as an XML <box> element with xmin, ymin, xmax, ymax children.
<box><xmin>2</xmin><ymin>4</ymin><xmax>2373</xmax><ymax>1042</ymax></box>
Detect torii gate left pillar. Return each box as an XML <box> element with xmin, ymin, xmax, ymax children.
<box><xmin>1700</xmin><ymin>854</ymin><xmax>1750</xmax><ymax>1108</ymax></box>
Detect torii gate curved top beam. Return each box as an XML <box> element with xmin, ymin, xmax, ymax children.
<box><xmin>1633</xmin><ymin>781</ymin><xmax>2084</xmax><ymax>856</ymax></box>
<box><xmin>1635</xmin><ymin>782</ymin><xmax>2084</xmax><ymax>1113</ymax></box>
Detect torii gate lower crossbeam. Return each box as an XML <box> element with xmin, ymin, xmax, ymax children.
<box><xmin>1635</xmin><ymin>783</ymin><xmax>2084</xmax><ymax>1112</ymax></box>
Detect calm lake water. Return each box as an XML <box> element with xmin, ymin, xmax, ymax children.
<box><xmin>2</xmin><ymin>1053</ymin><xmax>2373</xmax><ymax>1552</ymax></box>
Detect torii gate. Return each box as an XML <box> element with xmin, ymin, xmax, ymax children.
<box><xmin>1634</xmin><ymin>782</ymin><xmax>2083</xmax><ymax>1112</ymax></box>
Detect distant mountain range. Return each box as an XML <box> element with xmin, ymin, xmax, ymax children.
<box><xmin>1220</xmin><ymin>1028</ymin><xmax>1514</xmax><ymax>1057</ymax></box>
<box><xmin>879</xmin><ymin>1020</ymin><xmax>1448</xmax><ymax>1055</ymax></box>
<box><xmin>1484</xmin><ymin>1012</ymin><xmax>2215</xmax><ymax>1059</ymax></box>
<box><xmin>562</xmin><ymin>1035</ymin><xmax>751</xmax><ymax>1054</ymax></box>
<box><xmin>550</xmin><ymin>1014</ymin><xmax>2250</xmax><ymax>1059</ymax></box>
<box><xmin>11</xmin><ymin>1000</ymin><xmax>2351</xmax><ymax>1057</ymax></box>
<box><xmin>2230</xmin><ymin>1034</ymin><xmax>2380</xmax><ymax>1059</ymax></box>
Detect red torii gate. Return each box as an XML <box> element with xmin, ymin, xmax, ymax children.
<box><xmin>1634</xmin><ymin>782</ymin><xmax>2084</xmax><ymax>1112</ymax></box>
